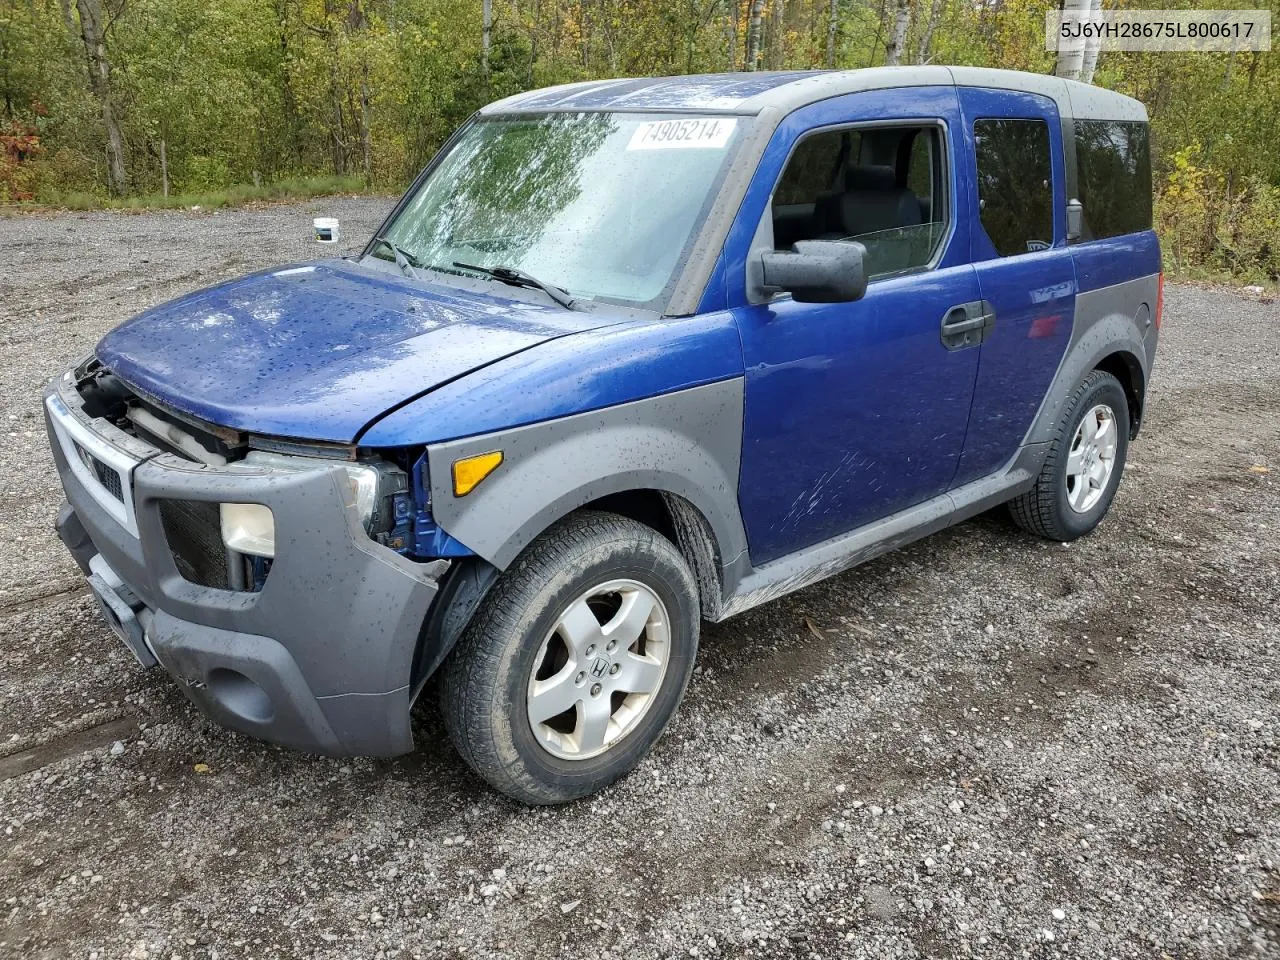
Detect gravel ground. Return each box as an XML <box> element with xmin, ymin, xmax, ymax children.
<box><xmin>0</xmin><ymin>202</ymin><xmax>1277</xmax><ymax>960</ymax></box>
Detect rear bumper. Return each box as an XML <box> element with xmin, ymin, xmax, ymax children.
<box><xmin>46</xmin><ymin>376</ymin><xmax>444</xmax><ymax>757</ymax></box>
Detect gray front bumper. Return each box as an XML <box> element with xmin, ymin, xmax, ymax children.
<box><xmin>45</xmin><ymin>380</ymin><xmax>442</xmax><ymax>757</ymax></box>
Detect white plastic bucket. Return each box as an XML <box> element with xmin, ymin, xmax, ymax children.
<box><xmin>313</xmin><ymin>217</ymin><xmax>340</xmax><ymax>243</ymax></box>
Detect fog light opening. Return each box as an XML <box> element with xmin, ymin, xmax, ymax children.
<box><xmin>220</xmin><ymin>502</ymin><xmax>275</xmax><ymax>559</ymax></box>
<box><xmin>207</xmin><ymin>668</ymin><xmax>274</xmax><ymax>724</ymax></box>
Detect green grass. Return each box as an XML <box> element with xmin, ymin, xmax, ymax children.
<box><xmin>9</xmin><ymin>174</ymin><xmax>372</xmax><ymax>213</ymax></box>
<box><xmin>1161</xmin><ymin>258</ymin><xmax>1279</xmax><ymax>292</ymax></box>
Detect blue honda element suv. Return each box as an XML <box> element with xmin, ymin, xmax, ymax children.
<box><xmin>45</xmin><ymin>67</ymin><xmax>1161</xmax><ymax>803</ymax></box>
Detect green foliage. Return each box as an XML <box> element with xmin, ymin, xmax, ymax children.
<box><xmin>0</xmin><ymin>0</ymin><xmax>1277</xmax><ymax>277</ymax></box>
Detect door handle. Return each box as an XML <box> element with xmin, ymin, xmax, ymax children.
<box><xmin>940</xmin><ymin>301</ymin><xmax>996</xmax><ymax>350</ymax></box>
<box><xmin>941</xmin><ymin>312</ymin><xmax>985</xmax><ymax>335</ymax></box>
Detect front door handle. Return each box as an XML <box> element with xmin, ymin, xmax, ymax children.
<box><xmin>941</xmin><ymin>311</ymin><xmax>985</xmax><ymax>335</ymax></box>
<box><xmin>941</xmin><ymin>300</ymin><xmax>996</xmax><ymax>350</ymax></box>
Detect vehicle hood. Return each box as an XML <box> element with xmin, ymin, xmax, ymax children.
<box><xmin>96</xmin><ymin>259</ymin><xmax>618</xmax><ymax>443</ymax></box>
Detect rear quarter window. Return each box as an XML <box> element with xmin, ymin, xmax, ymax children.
<box><xmin>973</xmin><ymin>118</ymin><xmax>1054</xmax><ymax>257</ymax></box>
<box><xmin>1074</xmin><ymin>120</ymin><xmax>1153</xmax><ymax>240</ymax></box>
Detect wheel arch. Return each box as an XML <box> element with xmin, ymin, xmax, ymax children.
<box><xmin>579</xmin><ymin>489</ymin><xmax>728</xmax><ymax>621</ymax></box>
<box><xmin>423</xmin><ymin>380</ymin><xmax>750</xmax><ymax>617</ymax></box>
<box><xmin>1093</xmin><ymin>349</ymin><xmax>1146</xmax><ymax>437</ymax></box>
<box><xmin>414</xmin><ymin>486</ymin><xmax>733</xmax><ymax>695</ymax></box>
<box><xmin>1022</xmin><ymin>282</ymin><xmax>1154</xmax><ymax>453</ymax></box>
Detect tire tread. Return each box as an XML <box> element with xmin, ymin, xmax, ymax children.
<box><xmin>1009</xmin><ymin>369</ymin><xmax>1127</xmax><ymax>541</ymax></box>
<box><xmin>439</xmin><ymin>510</ymin><xmax>696</xmax><ymax>804</ymax></box>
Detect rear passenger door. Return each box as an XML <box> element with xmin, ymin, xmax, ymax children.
<box><xmin>952</xmin><ymin>88</ymin><xmax>1077</xmax><ymax>486</ymax></box>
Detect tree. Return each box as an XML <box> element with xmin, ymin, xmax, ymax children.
<box><xmin>916</xmin><ymin>0</ymin><xmax>943</xmax><ymax>63</ymax></box>
<box><xmin>884</xmin><ymin>0</ymin><xmax>911</xmax><ymax>66</ymax></box>
<box><xmin>825</xmin><ymin>0</ymin><xmax>838</xmax><ymax>67</ymax></box>
<box><xmin>482</xmin><ymin>0</ymin><xmax>493</xmax><ymax>77</ymax></box>
<box><xmin>745</xmin><ymin>0</ymin><xmax>765</xmax><ymax>70</ymax></box>
<box><xmin>73</xmin><ymin>0</ymin><xmax>127</xmax><ymax>194</ymax></box>
<box><xmin>1079</xmin><ymin>0</ymin><xmax>1103</xmax><ymax>84</ymax></box>
<box><xmin>56</xmin><ymin>0</ymin><xmax>77</xmax><ymax>42</ymax></box>
<box><xmin>0</xmin><ymin>0</ymin><xmax>1273</xmax><ymax>290</ymax></box>
<box><xmin>1054</xmin><ymin>0</ymin><xmax>1088</xmax><ymax>80</ymax></box>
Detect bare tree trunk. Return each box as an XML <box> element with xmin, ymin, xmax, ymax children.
<box><xmin>327</xmin><ymin>45</ymin><xmax>346</xmax><ymax>176</ymax></box>
<box><xmin>482</xmin><ymin>0</ymin><xmax>493</xmax><ymax>76</ymax></box>
<box><xmin>766</xmin><ymin>0</ymin><xmax>785</xmax><ymax>69</ymax></box>
<box><xmin>160</xmin><ymin>139</ymin><xmax>169</xmax><ymax>198</ymax></box>
<box><xmin>339</xmin><ymin>0</ymin><xmax>370</xmax><ymax>178</ymax></box>
<box><xmin>732</xmin><ymin>0</ymin><xmax>742</xmax><ymax>72</ymax></box>
<box><xmin>745</xmin><ymin>0</ymin><xmax>765</xmax><ymax>70</ymax></box>
<box><xmin>1054</xmin><ymin>0</ymin><xmax>1088</xmax><ymax>80</ymax></box>
<box><xmin>603</xmin><ymin>0</ymin><xmax>618</xmax><ymax>71</ymax></box>
<box><xmin>360</xmin><ymin>66</ymin><xmax>372</xmax><ymax>180</ymax></box>
<box><xmin>277</xmin><ymin>0</ymin><xmax>303</xmax><ymax>166</ymax></box>
<box><xmin>57</xmin><ymin>0</ymin><xmax>78</xmax><ymax>42</ymax></box>
<box><xmin>915</xmin><ymin>0</ymin><xmax>943</xmax><ymax>63</ymax></box>
<box><xmin>1245</xmin><ymin>49</ymin><xmax>1260</xmax><ymax>92</ymax></box>
<box><xmin>884</xmin><ymin>0</ymin><xmax>911</xmax><ymax>65</ymax></box>
<box><xmin>74</xmin><ymin>0</ymin><xmax>127</xmax><ymax>195</ymax></box>
<box><xmin>1078</xmin><ymin>0</ymin><xmax>1103</xmax><ymax>83</ymax></box>
<box><xmin>825</xmin><ymin>0</ymin><xmax>839</xmax><ymax>67</ymax></box>
<box><xmin>527</xmin><ymin>0</ymin><xmax>539</xmax><ymax>84</ymax></box>
<box><xmin>866</xmin><ymin>0</ymin><xmax>886</xmax><ymax>66</ymax></box>
<box><xmin>329</xmin><ymin>80</ymin><xmax>345</xmax><ymax>174</ymax></box>
<box><xmin>318</xmin><ymin>0</ymin><xmax>346</xmax><ymax>175</ymax></box>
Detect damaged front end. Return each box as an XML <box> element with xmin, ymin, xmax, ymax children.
<box><xmin>60</xmin><ymin>356</ymin><xmax>475</xmax><ymax>590</ymax></box>
<box><xmin>44</xmin><ymin>356</ymin><xmax>481</xmax><ymax>757</ymax></box>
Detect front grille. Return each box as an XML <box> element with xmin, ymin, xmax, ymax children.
<box><xmin>159</xmin><ymin>499</ymin><xmax>230</xmax><ymax>589</ymax></box>
<box><xmin>74</xmin><ymin>441</ymin><xmax>124</xmax><ymax>502</ymax></box>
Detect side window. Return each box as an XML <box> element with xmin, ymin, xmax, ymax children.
<box><xmin>774</xmin><ymin>131</ymin><xmax>850</xmax><ymax>206</ymax></box>
<box><xmin>905</xmin><ymin>130</ymin><xmax>936</xmax><ymax>222</ymax></box>
<box><xmin>972</xmin><ymin>118</ymin><xmax>1054</xmax><ymax>257</ymax></box>
<box><xmin>1074</xmin><ymin>119</ymin><xmax>1152</xmax><ymax>240</ymax></box>
<box><xmin>771</xmin><ymin>124</ymin><xmax>949</xmax><ymax>280</ymax></box>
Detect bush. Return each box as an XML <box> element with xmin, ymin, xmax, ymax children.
<box><xmin>1155</xmin><ymin>144</ymin><xmax>1218</xmax><ymax>274</ymax></box>
<box><xmin>0</xmin><ymin>119</ymin><xmax>43</xmax><ymax>202</ymax></box>
<box><xmin>1215</xmin><ymin>177</ymin><xmax>1280</xmax><ymax>283</ymax></box>
<box><xmin>1156</xmin><ymin>145</ymin><xmax>1280</xmax><ymax>285</ymax></box>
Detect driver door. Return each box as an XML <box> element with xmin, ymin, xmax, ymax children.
<box><xmin>728</xmin><ymin>87</ymin><xmax>984</xmax><ymax>566</ymax></box>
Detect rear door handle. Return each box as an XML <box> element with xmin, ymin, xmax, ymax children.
<box><xmin>941</xmin><ymin>300</ymin><xmax>996</xmax><ymax>350</ymax></box>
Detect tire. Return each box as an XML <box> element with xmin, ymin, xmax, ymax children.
<box><xmin>439</xmin><ymin>510</ymin><xmax>700</xmax><ymax>804</ymax></box>
<box><xmin>1009</xmin><ymin>369</ymin><xmax>1130</xmax><ymax>542</ymax></box>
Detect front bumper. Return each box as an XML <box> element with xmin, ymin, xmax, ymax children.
<box><xmin>45</xmin><ymin>375</ymin><xmax>443</xmax><ymax>757</ymax></box>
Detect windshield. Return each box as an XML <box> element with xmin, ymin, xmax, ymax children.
<box><xmin>376</xmin><ymin>112</ymin><xmax>744</xmax><ymax>310</ymax></box>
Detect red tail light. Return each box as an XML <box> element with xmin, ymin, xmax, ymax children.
<box><xmin>1155</xmin><ymin>273</ymin><xmax>1164</xmax><ymax>330</ymax></box>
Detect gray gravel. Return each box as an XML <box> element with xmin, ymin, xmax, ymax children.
<box><xmin>1</xmin><ymin>202</ymin><xmax>1278</xmax><ymax>960</ymax></box>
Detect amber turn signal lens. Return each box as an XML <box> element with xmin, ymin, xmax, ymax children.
<box><xmin>452</xmin><ymin>451</ymin><xmax>504</xmax><ymax>496</ymax></box>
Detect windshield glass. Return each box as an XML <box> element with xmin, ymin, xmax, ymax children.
<box><xmin>377</xmin><ymin>112</ymin><xmax>744</xmax><ymax>310</ymax></box>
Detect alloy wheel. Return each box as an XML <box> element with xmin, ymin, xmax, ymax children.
<box><xmin>526</xmin><ymin>579</ymin><xmax>671</xmax><ymax>760</ymax></box>
<box><xmin>1065</xmin><ymin>403</ymin><xmax>1118</xmax><ymax>514</ymax></box>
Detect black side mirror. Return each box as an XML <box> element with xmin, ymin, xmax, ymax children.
<box><xmin>1066</xmin><ymin>199</ymin><xmax>1083</xmax><ymax>242</ymax></box>
<box><xmin>758</xmin><ymin>240</ymin><xmax>868</xmax><ymax>304</ymax></box>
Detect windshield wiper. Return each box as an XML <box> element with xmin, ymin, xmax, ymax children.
<box><xmin>453</xmin><ymin>261</ymin><xmax>577</xmax><ymax>310</ymax></box>
<box><xmin>370</xmin><ymin>236</ymin><xmax>422</xmax><ymax>280</ymax></box>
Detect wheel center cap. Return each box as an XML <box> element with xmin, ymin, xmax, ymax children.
<box><xmin>589</xmin><ymin>656</ymin><xmax>611</xmax><ymax>680</ymax></box>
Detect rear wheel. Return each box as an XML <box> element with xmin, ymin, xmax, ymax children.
<box><xmin>1009</xmin><ymin>369</ymin><xmax>1130</xmax><ymax>541</ymax></box>
<box><xmin>439</xmin><ymin>511</ymin><xmax>699</xmax><ymax>804</ymax></box>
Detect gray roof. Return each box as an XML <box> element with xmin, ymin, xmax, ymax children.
<box><xmin>481</xmin><ymin>66</ymin><xmax>1147</xmax><ymax>122</ymax></box>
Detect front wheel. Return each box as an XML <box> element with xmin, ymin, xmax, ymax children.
<box><xmin>1009</xmin><ymin>369</ymin><xmax>1131</xmax><ymax>541</ymax></box>
<box><xmin>439</xmin><ymin>511</ymin><xmax>699</xmax><ymax>804</ymax></box>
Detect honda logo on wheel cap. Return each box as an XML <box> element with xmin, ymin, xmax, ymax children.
<box><xmin>590</xmin><ymin>657</ymin><xmax>609</xmax><ymax>679</ymax></box>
